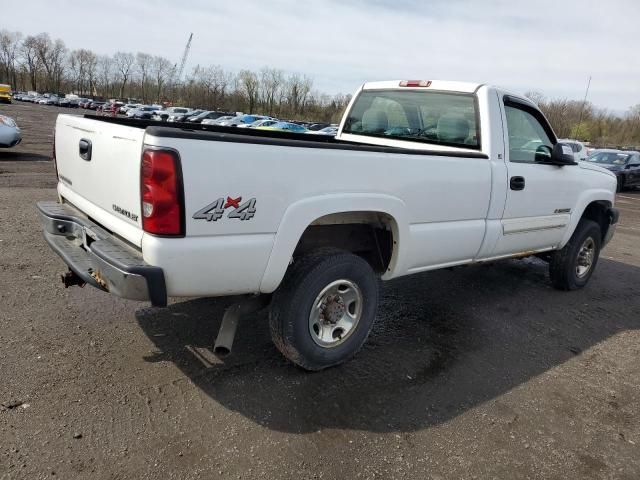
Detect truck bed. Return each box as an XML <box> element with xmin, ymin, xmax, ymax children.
<box><xmin>84</xmin><ymin>115</ymin><xmax>488</xmax><ymax>159</ymax></box>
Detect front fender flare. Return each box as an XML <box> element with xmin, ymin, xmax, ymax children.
<box><xmin>560</xmin><ymin>188</ymin><xmax>615</xmax><ymax>247</ymax></box>
<box><xmin>259</xmin><ymin>193</ymin><xmax>410</xmax><ymax>293</ymax></box>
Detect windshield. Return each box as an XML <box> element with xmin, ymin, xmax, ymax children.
<box><xmin>586</xmin><ymin>152</ymin><xmax>629</xmax><ymax>165</ymax></box>
<box><xmin>343</xmin><ymin>89</ymin><xmax>480</xmax><ymax>149</ymax></box>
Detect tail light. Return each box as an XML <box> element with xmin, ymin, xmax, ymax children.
<box><xmin>52</xmin><ymin>127</ymin><xmax>58</xmax><ymax>179</ymax></box>
<box><xmin>140</xmin><ymin>148</ymin><xmax>184</xmax><ymax>236</ymax></box>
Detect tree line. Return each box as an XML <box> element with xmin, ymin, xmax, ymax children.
<box><xmin>0</xmin><ymin>30</ymin><xmax>351</xmax><ymax>122</ymax></box>
<box><xmin>526</xmin><ymin>91</ymin><xmax>640</xmax><ymax>148</ymax></box>
<box><xmin>1</xmin><ymin>29</ymin><xmax>638</xmax><ymax>143</ymax></box>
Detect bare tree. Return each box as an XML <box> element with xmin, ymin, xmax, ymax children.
<box><xmin>20</xmin><ymin>35</ymin><xmax>41</xmax><ymax>91</ymax></box>
<box><xmin>260</xmin><ymin>67</ymin><xmax>284</xmax><ymax>116</ymax></box>
<box><xmin>136</xmin><ymin>52</ymin><xmax>152</xmax><ymax>102</ymax></box>
<box><xmin>113</xmin><ymin>51</ymin><xmax>135</xmax><ymax>99</ymax></box>
<box><xmin>96</xmin><ymin>55</ymin><xmax>114</xmax><ymax>97</ymax></box>
<box><xmin>238</xmin><ymin>69</ymin><xmax>259</xmax><ymax>114</ymax></box>
<box><xmin>0</xmin><ymin>30</ymin><xmax>23</xmax><ymax>88</ymax></box>
<box><xmin>151</xmin><ymin>55</ymin><xmax>172</xmax><ymax>103</ymax></box>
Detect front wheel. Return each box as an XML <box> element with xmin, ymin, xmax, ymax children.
<box><xmin>269</xmin><ymin>250</ymin><xmax>379</xmax><ymax>371</ymax></box>
<box><xmin>549</xmin><ymin>219</ymin><xmax>601</xmax><ymax>290</ymax></box>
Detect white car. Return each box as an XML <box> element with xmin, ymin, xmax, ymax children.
<box><xmin>39</xmin><ymin>79</ymin><xmax>618</xmax><ymax>371</ymax></box>
<box><xmin>152</xmin><ymin>107</ymin><xmax>193</xmax><ymax>122</ymax></box>
<box><xmin>120</xmin><ymin>103</ymin><xmax>141</xmax><ymax>114</ymax></box>
<box><xmin>0</xmin><ymin>115</ymin><xmax>21</xmax><ymax>147</ymax></box>
<box><xmin>201</xmin><ymin>115</ymin><xmax>235</xmax><ymax>126</ymax></box>
<box><xmin>557</xmin><ymin>138</ymin><xmax>588</xmax><ymax>162</ymax></box>
<box><xmin>237</xmin><ymin>119</ymin><xmax>278</xmax><ymax>129</ymax></box>
<box><xmin>127</xmin><ymin>106</ymin><xmax>158</xmax><ymax>119</ymax></box>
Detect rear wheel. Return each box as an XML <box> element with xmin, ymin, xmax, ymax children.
<box><xmin>269</xmin><ymin>250</ymin><xmax>379</xmax><ymax>371</ymax></box>
<box><xmin>549</xmin><ymin>219</ymin><xmax>601</xmax><ymax>290</ymax></box>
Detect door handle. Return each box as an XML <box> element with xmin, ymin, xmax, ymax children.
<box><xmin>510</xmin><ymin>176</ymin><xmax>525</xmax><ymax>191</ymax></box>
<box><xmin>79</xmin><ymin>138</ymin><xmax>92</xmax><ymax>161</ymax></box>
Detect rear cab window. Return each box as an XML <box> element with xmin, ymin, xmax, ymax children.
<box><xmin>342</xmin><ymin>90</ymin><xmax>480</xmax><ymax>149</ymax></box>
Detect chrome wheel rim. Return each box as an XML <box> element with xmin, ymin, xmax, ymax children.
<box><xmin>576</xmin><ymin>237</ymin><xmax>596</xmax><ymax>278</ymax></box>
<box><xmin>308</xmin><ymin>279</ymin><xmax>363</xmax><ymax>348</ymax></box>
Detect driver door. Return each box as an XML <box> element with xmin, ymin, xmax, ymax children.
<box><xmin>491</xmin><ymin>97</ymin><xmax>582</xmax><ymax>257</ymax></box>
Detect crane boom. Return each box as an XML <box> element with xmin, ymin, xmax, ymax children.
<box><xmin>175</xmin><ymin>33</ymin><xmax>193</xmax><ymax>84</ymax></box>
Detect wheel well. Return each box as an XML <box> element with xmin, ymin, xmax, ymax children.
<box><xmin>581</xmin><ymin>201</ymin><xmax>612</xmax><ymax>241</ymax></box>
<box><xmin>293</xmin><ymin>212</ymin><xmax>395</xmax><ymax>274</ymax></box>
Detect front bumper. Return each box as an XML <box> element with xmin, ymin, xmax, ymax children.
<box><xmin>603</xmin><ymin>207</ymin><xmax>619</xmax><ymax>247</ymax></box>
<box><xmin>37</xmin><ymin>201</ymin><xmax>167</xmax><ymax>307</ymax></box>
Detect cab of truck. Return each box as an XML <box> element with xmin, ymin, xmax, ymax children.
<box><xmin>0</xmin><ymin>84</ymin><xmax>12</xmax><ymax>103</ymax></box>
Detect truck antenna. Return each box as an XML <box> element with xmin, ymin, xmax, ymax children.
<box><xmin>573</xmin><ymin>76</ymin><xmax>591</xmax><ymax>142</ymax></box>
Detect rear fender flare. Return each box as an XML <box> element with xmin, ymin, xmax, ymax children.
<box><xmin>259</xmin><ymin>193</ymin><xmax>409</xmax><ymax>293</ymax></box>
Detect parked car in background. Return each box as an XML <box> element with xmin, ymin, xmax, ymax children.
<box><xmin>307</xmin><ymin>122</ymin><xmax>331</xmax><ymax>131</ymax></box>
<box><xmin>238</xmin><ymin>119</ymin><xmax>278</xmax><ymax>129</ymax></box>
<box><xmin>586</xmin><ymin>149</ymin><xmax>640</xmax><ymax>191</ymax></box>
<box><xmin>0</xmin><ymin>84</ymin><xmax>12</xmax><ymax>103</ymax></box>
<box><xmin>256</xmin><ymin>121</ymin><xmax>309</xmax><ymax>133</ymax></box>
<box><xmin>172</xmin><ymin>109</ymin><xmax>205</xmax><ymax>122</ymax></box>
<box><xmin>127</xmin><ymin>105</ymin><xmax>158</xmax><ymax>119</ymax></box>
<box><xmin>79</xmin><ymin>99</ymin><xmax>93</xmax><ymax>108</ymax></box>
<box><xmin>88</xmin><ymin>101</ymin><xmax>106</xmax><ymax>110</ymax></box>
<box><xmin>0</xmin><ymin>114</ymin><xmax>21</xmax><ymax>147</ymax></box>
<box><xmin>201</xmin><ymin>115</ymin><xmax>235</xmax><ymax>126</ymax></box>
<box><xmin>186</xmin><ymin>111</ymin><xmax>235</xmax><ymax>124</ymax></box>
<box><xmin>557</xmin><ymin>139</ymin><xmax>588</xmax><ymax>162</ymax></box>
<box><xmin>229</xmin><ymin>115</ymin><xmax>273</xmax><ymax>127</ymax></box>
<box><xmin>59</xmin><ymin>97</ymin><xmax>79</xmax><ymax>108</ymax></box>
<box><xmin>308</xmin><ymin>126</ymin><xmax>339</xmax><ymax>136</ymax></box>
<box><xmin>152</xmin><ymin>107</ymin><xmax>193</xmax><ymax>122</ymax></box>
<box><xmin>119</xmin><ymin>103</ymin><xmax>141</xmax><ymax>114</ymax></box>
<box><xmin>215</xmin><ymin>114</ymin><xmax>270</xmax><ymax>127</ymax></box>
<box><xmin>101</xmin><ymin>102</ymin><xmax>123</xmax><ymax>116</ymax></box>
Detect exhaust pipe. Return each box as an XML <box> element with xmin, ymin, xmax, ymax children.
<box><xmin>214</xmin><ymin>295</ymin><xmax>270</xmax><ymax>357</ymax></box>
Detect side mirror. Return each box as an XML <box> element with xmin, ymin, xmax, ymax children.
<box><xmin>551</xmin><ymin>143</ymin><xmax>578</xmax><ymax>166</ymax></box>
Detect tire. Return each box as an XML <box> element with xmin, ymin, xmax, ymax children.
<box><xmin>616</xmin><ymin>176</ymin><xmax>624</xmax><ymax>193</ymax></box>
<box><xmin>549</xmin><ymin>219</ymin><xmax>601</xmax><ymax>290</ymax></box>
<box><xmin>269</xmin><ymin>249</ymin><xmax>379</xmax><ymax>371</ymax></box>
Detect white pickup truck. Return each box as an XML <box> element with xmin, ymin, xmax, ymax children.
<box><xmin>38</xmin><ymin>79</ymin><xmax>619</xmax><ymax>370</ymax></box>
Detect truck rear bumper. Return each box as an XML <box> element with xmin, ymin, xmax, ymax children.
<box><xmin>37</xmin><ymin>201</ymin><xmax>167</xmax><ymax>307</ymax></box>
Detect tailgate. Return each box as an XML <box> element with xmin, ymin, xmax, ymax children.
<box><xmin>55</xmin><ymin>114</ymin><xmax>146</xmax><ymax>246</ymax></box>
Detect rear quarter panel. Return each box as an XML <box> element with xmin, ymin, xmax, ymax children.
<box><xmin>143</xmin><ymin>133</ymin><xmax>492</xmax><ymax>296</ymax></box>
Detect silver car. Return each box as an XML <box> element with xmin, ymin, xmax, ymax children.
<box><xmin>0</xmin><ymin>115</ymin><xmax>21</xmax><ymax>148</ymax></box>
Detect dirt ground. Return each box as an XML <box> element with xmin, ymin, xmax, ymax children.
<box><xmin>1</xmin><ymin>101</ymin><xmax>639</xmax><ymax>480</ymax></box>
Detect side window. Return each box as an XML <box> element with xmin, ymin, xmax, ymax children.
<box><xmin>505</xmin><ymin>105</ymin><xmax>553</xmax><ymax>163</ymax></box>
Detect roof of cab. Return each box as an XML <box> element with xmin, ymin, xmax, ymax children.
<box><xmin>361</xmin><ymin>80</ymin><xmax>482</xmax><ymax>93</ymax></box>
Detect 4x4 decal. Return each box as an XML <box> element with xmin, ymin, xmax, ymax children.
<box><xmin>193</xmin><ymin>196</ymin><xmax>256</xmax><ymax>222</ymax></box>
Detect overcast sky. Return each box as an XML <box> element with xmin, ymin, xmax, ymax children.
<box><xmin>5</xmin><ymin>0</ymin><xmax>639</xmax><ymax>111</ymax></box>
